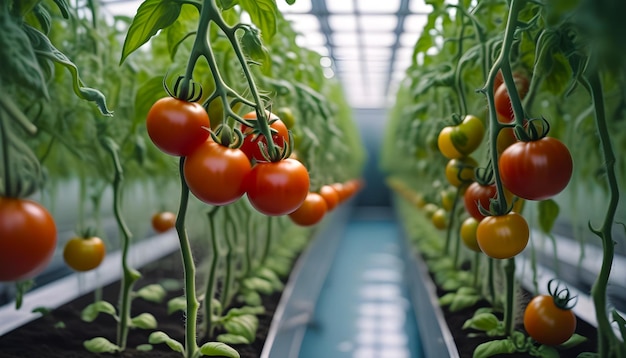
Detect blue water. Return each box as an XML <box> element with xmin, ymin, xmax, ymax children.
<box><xmin>299</xmin><ymin>214</ymin><xmax>424</xmax><ymax>358</ymax></box>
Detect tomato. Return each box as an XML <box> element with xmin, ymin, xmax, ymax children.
<box><xmin>437</xmin><ymin>115</ymin><xmax>485</xmax><ymax>159</ymax></box>
<box><xmin>276</xmin><ymin>107</ymin><xmax>296</xmax><ymax>129</ymax></box>
<box><xmin>423</xmin><ymin>203</ymin><xmax>439</xmax><ymax>218</ymax></box>
<box><xmin>331</xmin><ymin>182</ymin><xmax>347</xmax><ymax>202</ymax></box>
<box><xmin>63</xmin><ymin>236</ymin><xmax>106</xmax><ymax>272</ymax></box>
<box><xmin>494</xmin><ymin>75</ymin><xmax>529</xmax><ymax>121</ymax></box>
<box><xmin>146</xmin><ymin>97</ymin><xmax>211</xmax><ymax>156</ymax></box>
<box><xmin>460</xmin><ymin>217</ymin><xmax>481</xmax><ymax>252</ymax></box>
<box><xmin>319</xmin><ymin>185</ymin><xmax>340</xmax><ymax>211</ymax></box>
<box><xmin>440</xmin><ymin>187</ymin><xmax>456</xmax><ymax>211</ymax></box>
<box><xmin>184</xmin><ymin>141</ymin><xmax>251</xmax><ymax>206</ymax></box>
<box><xmin>464</xmin><ymin>182</ymin><xmax>513</xmax><ymax>221</ymax></box>
<box><xmin>289</xmin><ymin>192</ymin><xmax>328</xmax><ymax>226</ymax></box>
<box><xmin>0</xmin><ymin>198</ymin><xmax>57</xmax><ymax>281</ymax></box>
<box><xmin>240</xmin><ymin>111</ymin><xmax>289</xmax><ymax>161</ymax></box>
<box><xmin>524</xmin><ymin>295</ymin><xmax>576</xmax><ymax>345</ymax></box>
<box><xmin>499</xmin><ymin>137</ymin><xmax>573</xmax><ymax>200</ymax></box>
<box><xmin>445</xmin><ymin>156</ymin><xmax>478</xmax><ymax>188</ymax></box>
<box><xmin>245</xmin><ymin>158</ymin><xmax>310</xmax><ymax>216</ymax></box>
<box><xmin>431</xmin><ymin>208</ymin><xmax>448</xmax><ymax>230</ymax></box>
<box><xmin>476</xmin><ymin>212</ymin><xmax>529</xmax><ymax>259</ymax></box>
<box><xmin>152</xmin><ymin>211</ymin><xmax>176</xmax><ymax>233</ymax></box>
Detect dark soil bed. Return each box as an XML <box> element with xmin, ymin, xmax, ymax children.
<box><xmin>0</xmin><ymin>250</ymin><xmax>282</xmax><ymax>358</ymax></box>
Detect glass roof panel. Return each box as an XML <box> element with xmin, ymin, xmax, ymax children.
<box><xmin>359</xmin><ymin>15</ymin><xmax>398</xmax><ymax>32</ymax></box>
<box><xmin>356</xmin><ymin>0</ymin><xmax>400</xmax><ymax>14</ymax></box>
<box><xmin>328</xmin><ymin>15</ymin><xmax>358</xmax><ymax>32</ymax></box>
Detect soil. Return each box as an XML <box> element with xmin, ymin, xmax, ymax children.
<box><xmin>0</xmin><ymin>251</ymin><xmax>280</xmax><ymax>358</ymax></box>
<box><xmin>0</xmin><ymin>244</ymin><xmax>601</xmax><ymax>358</ymax></box>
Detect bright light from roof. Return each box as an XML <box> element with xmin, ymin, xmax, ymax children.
<box><xmin>362</xmin><ymin>47</ymin><xmax>391</xmax><ymax>60</ymax></box>
<box><xmin>277</xmin><ymin>0</ymin><xmax>312</xmax><ymax>13</ymax></box>
<box><xmin>284</xmin><ymin>14</ymin><xmax>319</xmax><ymax>33</ymax></box>
<box><xmin>409</xmin><ymin>0</ymin><xmax>433</xmax><ymax>13</ymax></box>
<box><xmin>320</xmin><ymin>57</ymin><xmax>332</xmax><ymax>67</ymax></box>
<box><xmin>400</xmin><ymin>32</ymin><xmax>420</xmax><ymax>47</ymax></box>
<box><xmin>404</xmin><ymin>15</ymin><xmax>428</xmax><ymax>32</ymax></box>
<box><xmin>357</xmin><ymin>0</ymin><xmax>400</xmax><ymax>13</ymax></box>
<box><xmin>329</xmin><ymin>15</ymin><xmax>358</xmax><ymax>32</ymax></box>
<box><xmin>332</xmin><ymin>33</ymin><xmax>359</xmax><ymax>47</ymax></box>
<box><xmin>363</xmin><ymin>33</ymin><xmax>396</xmax><ymax>47</ymax></box>
<box><xmin>360</xmin><ymin>16</ymin><xmax>398</xmax><ymax>32</ymax></box>
<box><xmin>327</xmin><ymin>1</ymin><xmax>354</xmax><ymax>13</ymax></box>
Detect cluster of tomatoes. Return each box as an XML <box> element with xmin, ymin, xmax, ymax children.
<box><xmin>146</xmin><ymin>96</ymin><xmax>360</xmax><ymax>227</ymax></box>
<box><xmin>430</xmin><ymin>71</ymin><xmax>574</xmax><ymax>261</ymax></box>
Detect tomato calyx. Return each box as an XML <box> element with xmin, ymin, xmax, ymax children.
<box><xmin>165</xmin><ymin>75</ymin><xmax>203</xmax><ymax>102</ymax></box>
<box><xmin>514</xmin><ymin>117</ymin><xmax>550</xmax><ymax>142</ymax></box>
<box><xmin>211</xmin><ymin>124</ymin><xmax>244</xmax><ymax>149</ymax></box>
<box><xmin>546</xmin><ymin>279</ymin><xmax>578</xmax><ymax>310</ymax></box>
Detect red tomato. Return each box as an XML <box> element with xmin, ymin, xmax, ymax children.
<box><xmin>494</xmin><ymin>75</ymin><xmax>529</xmax><ymax>122</ymax></box>
<box><xmin>0</xmin><ymin>198</ymin><xmax>57</xmax><ymax>281</ymax></box>
<box><xmin>289</xmin><ymin>192</ymin><xmax>328</xmax><ymax>226</ymax></box>
<box><xmin>152</xmin><ymin>211</ymin><xmax>176</xmax><ymax>233</ymax></box>
<box><xmin>524</xmin><ymin>295</ymin><xmax>577</xmax><ymax>345</ymax></box>
<box><xmin>240</xmin><ymin>111</ymin><xmax>289</xmax><ymax>161</ymax></box>
<box><xmin>499</xmin><ymin>137</ymin><xmax>573</xmax><ymax>200</ymax></box>
<box><xmin>184</xmin><ymin>141</ymin><xmax>251</xmax><ymax>206</ymax></box>
<box><xmin>63</xmin><ymin>236</ymin><xmax>106</xmax><ymax>272</ymax></box>
<box><xmin>464</xmin><ymin>182</ymin><xmax>513</xmax><ymax>221</ymax></box>
<box><xmin>476</xmin><ymin>212</ymin><xmax>529</xmax><ymax>259</ymax></box>
<box><xmin>319</xmin><ymin>185</ymin><xmax>340</xmax><ymax>211</ymax></box>
<box><xmin>146</xmin><ymin>97</ymin><xmax>210</xmax><ymax>156</ymax></box>
<box><xmin>245</xmin><ymin>158</ymin><xmax>310</xmax><ymax>216</ymax></box>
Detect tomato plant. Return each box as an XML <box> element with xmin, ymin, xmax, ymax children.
<box><xmin>464</xmin><ymin>182</ymin><xmax>513</xmax><ymax>220</ymax></box>
<box><xmin>460</xmin><ymin>217</ymin><xmax>481</xmax><ymax>252</ymax></box>
<box><xmin>288</xmin><ymin>192</ymin><xmax>328</xmax><ymax>226</ymax></box>
<box><xmin>476</xmin><ymin>212</ymin><xmax>529</xmax><ymax>259</ymax></box>
<box><xmin>244</xmin><ymin>158</ymin><xmax>310</xmax><ymax>216</ymax></box>
<box><xmin>240</xmin><ymin>111</ymin><xmax>289</xmax><ymax>162</ymax></box>
<box><xmin>437</xmin><ymin>115</ymin><xmax>485</xmax><ymax>159</ymax></box>
<box><xmin>445</xmin><ymin>156</ymin><xmax>478</xmax><ymax>188</ymax></box>
<box><xmin>0</xmin><ymin>198</ymin><xmax>57</xmax><ymax>281</ymax></box>
<box><xmin>319</xmin><ymin>185</ymin><xmax>340</xmax><ymax>211</ymax></box>
<box><xmin>152</xmin><ymin>211</ymin><xmax>176</xmax><ymax>233</ymax></box>
<box><xmin>63</xmin><ymin>236</ymin><xmax>106</xmax><ymax>272</ymax></box>
<box><xmin>146</xmin><ymin>97</ymin><xmax>211</xmax><ymax>156</ymax></box>
<box><xmin>184</xmin><ymin>141</ymin><xmax>251</xmax><ymax>206</ymax></box>
<box><xmin>524</xmin><ymin>280</ymin><xmax>577</xmax><ymax>345</ymax></box>
<box><xmin>499</xmin><ymin>137</ymin><xmax>573</xmax><ymax>200</ymax></box>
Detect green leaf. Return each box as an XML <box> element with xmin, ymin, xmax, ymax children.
<box><xmin>120</xmin><ymin>0</ymin><xmax>182</xmax><ymax>64</ymax></box>
<box><xmin>165</xmin><ymin>4</ymin><xmax>199</xmax><ymax>60</ymax></box>
<box><xmin>538</xmin><ymin>199</ymin><xmax>560</xmax><ymax>234</ymax></box>
<box><xmin>219</xmin><ymin>0</ymin><xmax>239</xmax><ymax>10</ymax></box>
<box><xmin>134</xmin><ymin>76</ymin><xmax>167</xmax><ymax>125</ymax></box>
<box><xmin>242</xmin><ymin>290</ymin><xmax>261</xmax><ymax>306</ymax></box>
<box><xmin>131</xmin><ymin>313</ymin><xmax>158</xmax><ymax>329</ymax></box>
<box><xmin>439</xmin><ymin>292</ymin><xmax>455</xmax><ymax>307</ymax></box>
<box><xmin>199</xmin><ymin>342</ymin><xmax>240</xmax><ymax>357</ymax></box>
<box><xmin>473</xmin><ymin>339</ymin><xmax>517</xmax><ymax>358</ymax></box>
<box><xmin>239</xmin><ymin>0</ymin><xmax>278</xmax><ymax>41</ymax></box>
<box><xmin>149</xmin><ymin>331</ymin><xmax>184</xmax><ymax>353</ymax></box>
<box><xmin>83</xmin><ymin>337</ymin><xmax>120</xmax><ymax>353</ymax></box>
<box><xmin>51</xmin><ymin>0</ymin><xmax>71</xmax><ymax>18</ymax></box>
<box><xmin>224</xmin><ymin>315</ymin><xmax>258</xmax><ymax>342</ymax></box>
<box><xmin>285</xmin><ymin>0</ymin><xmax>295</xmax><ymax>4</ymax></box>
<box><xmin>135</xmin><ymin>284</ymin><xmax>167</xmax><ymax>303</ymax></box>
<box><xmin>462</xmin><ymin>312</ymin><xmax>500</xmax><ymax>332</ymax></box>
<box><xmin>242</xmin><ymin>277</ymin><xmax>274</xmax><ymax>295</ymax></box>
<box><xmin>217</xmin><ymin>333</ymin><xmax>250</xmax><ymax>345</ymax></box>
<box><xmin>136</xmin><ymin>344</ymin><xmax>153</xmax><ymax>351</ymax></box>
<box><xmin>81</xmin><ymin>301</ymin><xmax>117</xmax><ymax>322</ymax></box>
<box><xmin>0</xmin><ymin>13</ymin><xmax>48</xmax><ymax>98</ymax></box>
<box><xmin>536</xmin><ymin>344</ymin><xmax>560</xmax><ymax>358</ymax></box>
<box><xmin>560</xmin><ymin>333</ymin><xmax>587</xmax><ymax>348</ymax></box>
<box><xmin>167</xmin><ymin>296</ymin><xmax>187</xmax><ymax>315</ymax></box>
<box><xmin>224</xmin><ymin>305</ymin><xmax>265</xmax><ymax>319</ymax></box>
<box><xmin>256</xmin><ymin>267</ymin><xmax>284</xmax><ymax>291</ymax></box>
<box><xmin>449</xmin><ymin>294</ymin><xmax>480</xmax><ymax>312</ymax></box>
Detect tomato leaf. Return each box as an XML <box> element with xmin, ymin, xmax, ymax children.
<box><xmin>0</xmin><ymin>13</ymin><xmax>48</xmax><ymax>98</ymax></box>
<box><xmin>450</xmin><ymin>293</ymin><xmax>481</xmax><ymax>312</ymax></box>
<box><xmin>81</xmin><ymin>301</ymin><xmax>117</xmax><ymax>322</ymax></box>
<box><xmin>242</xmin><ymin>277</ymin><xmax>274</xmax><ymax>295</ymax></box>
<box><xmin>199</xmin><ymin>342</ymin><xmax>240</xmax><ymax>357</ymax></box>
<box><xmin>559</xmin><ymin>333</ymin><xmax>587</xmax><ymax>348</ymax></box>
<box><xmin>224</xmin><ymin>315</ymin><xmax>258</xmax><ymax>342</ymax></box>
<box><xmin>165</xmin><ymin>4</ymin><xmax>199</xmax><ymax>60</ymax></box>
<box><xmin>131</xmin><ymin>313</ymin><xmax>158</xmax><ymax>329</ymax></box>
<box><xmin>149</xmin><ymin>331</ymin><xmax>184</xmax><ymax>353</ymax></box>
<box><xmin>241</xmin><ymin>290</ymin><xmax>262</xmax><ymax>306</ymax></box>
<box><xmin>238</xmin><ymin>0</ymin><xmax>278</xmax><ymax>41</ymax></box>
<box><xmin>538</xmin><ymin>199</ymin><xmax>560</xmax><ymax>234</ymax></box>
<box><xmin>217</xmin><ymin>333</ymin><xmax>250</xmax><ymax>345</ymax></box>
<box><xmin>473</xmin><ymin>339</ymin><xmax>517</xmax><ymax>358</ymax></box>
<box><xmin>167</xmin><ymin>296</ymin><xmax>186</xmax><ymax>315</ymax></box>
<box><xmin>51</xmin><ymin>0</ymin><xmax>71</xmax><ymax>18</ymax></box>
<box><xmin>120</xmin><ymin>0</ymin><xmax>182</xmax><ymax>64</ymax></box>
<box><xmin>136</xmin><ymin>344</ymin><xmax>153</xmax><ymax>351</ymax></box>
<box><xmin>135</xmin><ymin>284</ymin><xmax>167</xmax><ymax>303</ymax></box>
<box><xmin>462</xmin><ymin>312</ymin><xmax>500</xmax><ymax>332</ymax></box>
<box><xmin>83</xmin><ymin>337</ymin><xmax>120</xmax><ymax>353</ymax></box>
<box><xmin>224</xmin><ymin>305</ymin><xmax>265</xmax><ymax>319</ymax></box>
<box><xmin>218</xmin><ymin>0</ymin><xmax>239</xmax><ymax>10</ymax></box>
<box><xmin>536</xmin><ymin>344</ymin><xmax>560</xmax><ymax>358</ymax></box>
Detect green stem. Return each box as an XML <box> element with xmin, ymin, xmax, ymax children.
<box><xmin>0</xmin><ymin>107</ymin><xmax>12</xmax><ymax>196</ymax></box>
<box><xmin>472</xmin><ymin>251</ymin><xmax>480</xmax><ymax>288</ymax></box>
<box><xmin>221</xmin><ymin>206</ymin><xmax>236</xmax><ymax>313</ymax></box>
<box><xmin>203</xmin><ymin>206</ymin><xmax>221</xmax><ymax>339</ymax></box>
<box><xmin>585</xmin><ymin>70</ymin><xmax>620</xmax><ymax>358</ymax></box>
<box><xmin>487</xmin><ymin>258</ymin><xmax>496</xmax><ymax>305</ymax></box>
<box><xmin>102</xmin><ymin>138</ymin><xmax>139</xmax><ymax>351</ymax></box>
<box><xmin>175</xmin><ymin>157</ymin><xmax>200</xmax><ymax>358</ymax></box>
<box><xmin>243</xmin><ymin>206</ymin><xmax>253</xmax><ymax>276</ymax></box>
<box><xmin>261</xmin><ymin>216</ymin><xmax>273</xmax><ymax>265</ymax></box>
<box><xmin>502</xmin><ymin>258</ymin><xmax>516</xmax><ymax>336</ymax></box>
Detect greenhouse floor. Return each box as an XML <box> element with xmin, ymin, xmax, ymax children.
<box><xmin>298</xmin><ymin>208</ymin><xmax>424</xmax><ymax>358</ymax></box>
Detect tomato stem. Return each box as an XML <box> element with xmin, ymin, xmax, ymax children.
<box><xmin>584</xmin><ymin>68</ymin><xmax>622</xmax><ymax>358</ymax></box>
<box><xmin>203</xmin><ymin>206</ymin><xmax>221</xmax><ymax>339</ymax></box>
<box><xmin>102</xmin><ymin>137</ymin><xmax>139</xmax><ymax>351</ymax></box>
<box><xmin>221</xmin><ymin>205</ymin><xmax>237</xmax><ymax>315</ymax></box>
<box><xmin>503</xmin><ymin>258</ymin><xmax>516</xmax><ymax>336</ymax></box>
<box><xmin>261</xmin><ymin>216</ymin><xmax>273</xmax><ymax>265</ymax></box>
<box><xmin>0</xmin><ymin>107</ymin><xmax>12</xmax><ymax>197</ymax></box>
<box><xmin>175</xmin><ymin>157</ymin><xmax>201</xmax><ymax>358</ymax></box>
